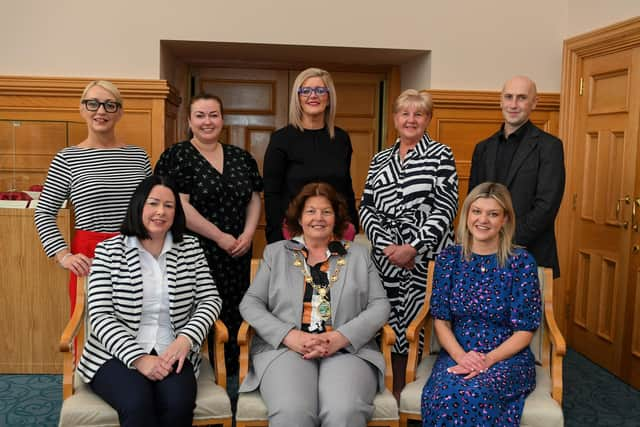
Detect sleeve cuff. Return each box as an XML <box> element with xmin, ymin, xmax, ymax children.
<box><xmin>410</xmin><ymin>238</ymin><xmax>426</xmax><ymax>254</ymax></box>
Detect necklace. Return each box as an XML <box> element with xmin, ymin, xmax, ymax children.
<box><xmin>292</xmin><ymin>248</ymin><xmax>347</xmax><ymax>321</ymax></box>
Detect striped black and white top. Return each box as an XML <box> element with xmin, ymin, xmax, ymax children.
<box><xmin>34</xmin><ymin>145</ymin><xmax>151</xmax><ymax>257</ymax></box>
<box><xmin>360</xmin><ymin>133</ymin><xmax>459</xmax><ymax>259</ymax></box>
<box><xmin>77</xmin><ymin>234</ymin><xmax>222</xmax><ymax>382</ymax></box>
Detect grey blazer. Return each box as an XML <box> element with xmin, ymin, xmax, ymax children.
<box><xmin>239</xmin><ymin>240</ymin><xmax>390</xmax><ymax>392</ymax></box>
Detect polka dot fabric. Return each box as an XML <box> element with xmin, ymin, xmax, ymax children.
<box><xmin>421</xmin><ymin>245</ymin><xmax>541</xmax><ymax>426</ymax></box>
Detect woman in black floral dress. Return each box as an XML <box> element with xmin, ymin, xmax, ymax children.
<box><xmin>155</xmin><ymin>93</ymin><xmax>263</xmax><ymax>374</ymax></box>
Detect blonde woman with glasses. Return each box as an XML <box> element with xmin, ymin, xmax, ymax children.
<box><xmin>35</xmin><ymin>80</ymin><xmax>151</xmax><ymax>315</ymax></box>
<box><xmin>263</xmin><ymin>67</ymin><xmax>358</xmax><ymax>243</ymax></box>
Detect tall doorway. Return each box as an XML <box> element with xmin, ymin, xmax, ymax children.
<box><xmin>560</xmin><ymin>17</ymin><xmax>640</xmax><ymax>387</ymax></box>
<box><xmin>190</xmin><ymin>66</ymin><xmax>388</xmax><ymax>256</ymax></box>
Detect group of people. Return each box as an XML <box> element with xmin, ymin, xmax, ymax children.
<box><xmin>34</xmin><ymin>69</ymin><xmax>565</xmax><ymax>426</ymax></box>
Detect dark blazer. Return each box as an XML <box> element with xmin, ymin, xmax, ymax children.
<box><xmin>469</xmin><ymin>122</ymin><xmax>565</xmax><ymax>277</ymax></box>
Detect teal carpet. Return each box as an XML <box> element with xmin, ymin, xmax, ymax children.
<box><xmin>1</xmin><ymin>349</ymin><xmax>639</xmax><ymax>426</ymax></box>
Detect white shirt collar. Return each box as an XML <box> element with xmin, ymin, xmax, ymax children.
<box><xmin>126</xmin><ymin>231</ymin><xmax>174</xmax><ymax>256</ymax></box>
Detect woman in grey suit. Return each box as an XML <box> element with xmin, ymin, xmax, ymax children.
<box><xmin>240</xmin><ymin>182</ymin><xmax>390</xmax><ymax>427</ymax></box>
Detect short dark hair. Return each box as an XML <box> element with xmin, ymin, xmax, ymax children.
<box><xmin>285</xmin><ymin>182</ymin><xmax>350</xmax><ymax>239</ymax></box>
<box><xmin>120</xmin><ymin>175</ymin><xmax>186</xmax><ymax>242</ymax></box>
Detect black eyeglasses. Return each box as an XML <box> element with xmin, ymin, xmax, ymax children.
<box><xmin>82</xmin><ymin>99</ymin><xmax>121</xmax><ymax>113</ymax></box>
<box><xmin>297</xmin><ymin>87</ymin><xmax>330</xmax><ymax>97</ymax></box>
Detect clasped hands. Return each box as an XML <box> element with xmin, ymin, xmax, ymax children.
<box><xmin>283</xmin><ymin>329</ymin><xmax>349</xmax><ymax>360</ymax></box>
<box><xmin>383</xmin><ymin>244</ymin><xmax>416</xmax><ymax>270</ymax></box>
<box><xmin>132</xmin><ymin>335</ymin><xmax>192</xmax><ymax>381</ymax></box>
<box><xmin>217</xmin><ymin>231</ymin><xmax>253</xmax><ymax>258</ymax></box>
<box><xmin>447</xmin><ymin>350</ymin><xmax>494</xmax><ymax>380</ymax></box>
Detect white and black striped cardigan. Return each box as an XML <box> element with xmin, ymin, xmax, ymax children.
<box><xmin>77</xmin><ymin>234</ymin><xmax>222</xmax><ymax>383</ymax></box>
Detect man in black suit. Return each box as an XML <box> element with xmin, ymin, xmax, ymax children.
<box><xmin>469</xmin><ymin>76</ymin><xmax>565</xmax><ymax>277</ymax></box>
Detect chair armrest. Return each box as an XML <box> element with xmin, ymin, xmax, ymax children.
<box><xmin>542</xmin><ymin>268</ymin><xmax>566</xmax><ymax>404</ymax></box>
<box><xmin>405</xmin><ymin>305</ymin><xmax>431</xmax><ymax>383</ymax></box>
<box><xmin>59</xmin><ymin>277</ymin><xmax>87</xmax><ymax>399</ymax></box>
<box><xmin>238</xmin><ymin>320</ymin><xmax>254</xmax><ymax>385</ymax></box>
<box><xmin>380</xmin><ymin>324</ymin><xmax>396</xmax><ymax>392</ymax></box>
<box><xmin>405</xmin><ymin>260</ymin><xmax>435</xmax><ymax>383</ymax></box>
<box><xmin>59</xmin><ymin>296</ymin><xmax>85</xmax><ymax>352</ymax></box>
<box><xmin>210</xmin><ymin>319</ymin><xmax>229</xmax><ymax>388</ymax></box>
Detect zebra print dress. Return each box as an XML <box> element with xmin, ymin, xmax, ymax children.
<box><xmin>360</xmin><ymin>133</ymin><xmax>458</xmax><ymax>353</ymax></box>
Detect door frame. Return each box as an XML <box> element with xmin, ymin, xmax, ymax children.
<box><xmin>558</xmin><ymin>16</ymin><xmax>640</xmax><ymax>357</ymax></box>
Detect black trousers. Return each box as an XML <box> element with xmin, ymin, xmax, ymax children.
<box><xmin>90</xmin><ymin>355</ymin><xmax>197</xmax><ymax>427</ymax></box>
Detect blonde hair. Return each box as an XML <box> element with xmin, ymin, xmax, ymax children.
<box><xmin>457</xmin><ymin>182</ymin><xmax>516</xmax><ymax>267</ymax></box>
<box><xmin>289</xmin><ymin>68</ymin><xmax>337</xmax><ymax>139</ymax></box>
<box><xmin>393</xmin><ymin>89</ymin><xmax>433</xmax><ymax>115</ymax></box>
<box><xmin>81</xmin><ymin>80</ymin><xmax>123</xmax><ymax>105</ymax></box>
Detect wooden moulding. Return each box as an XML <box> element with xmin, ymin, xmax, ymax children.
<box><xmin>428</xmin><ymin>89</ymin><xmax>559</xmax><ymax>111</ymax></box>
<box><xmin>0</xmin><ymin>75</ymin><xmax>180</xmax><ymax>104</ymax></box>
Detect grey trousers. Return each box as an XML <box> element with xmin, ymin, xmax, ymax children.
<box><xmin>259</xmin><ymin>350</ymin><xmax>378</xmax><ymax>427</ymax></box>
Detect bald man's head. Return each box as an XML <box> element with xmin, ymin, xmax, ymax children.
<box><xmin>500</xmin><ymin>76</ymin><xmax>538</xmax><ymax>134</ymax></box>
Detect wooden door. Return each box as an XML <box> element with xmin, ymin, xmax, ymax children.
<box><xmin>327</xmin><ymin>71</ymin><xmax>384</xmax><ymax>214</ymax></box>
<box><xmin>193</xmin><ymin>68</ymin><xmax>290</xmax><ymax>257</ymax></box>
<box><xmin>567</xmin><ymin>48</ymin><xmax>640</xmax><ymax>380</ymax></box>
<box><xmin>192</xmin><ymin>68</ymin><xmax>384</xmax><ymax>257</ymax></box>
<box><xmin>623</xmin><ymin>50</ymin><xmax>640</xmax><ymax>388</ymax></box>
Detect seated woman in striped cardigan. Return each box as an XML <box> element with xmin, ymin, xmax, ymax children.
<box><xmin>76</xmin><ymin>175</ymin><xmax>222</xmax><ymax>427</ymax></box>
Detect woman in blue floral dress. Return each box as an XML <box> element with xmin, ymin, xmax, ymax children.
<box><xmin>421</xmin><ymin>182</ymin><xmax>541</xmax><ymax>426</ymax></box>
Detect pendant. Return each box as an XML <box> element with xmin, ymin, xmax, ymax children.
<box><xmin>480</xmin><ymin>265</ymin><xmax>487</xmax><ymax>273</ymax></box>
<box><xmin>318</xmin><ymin>287</ymin><xmax>327</xmax><ymax>298</ymax></box>
<box><xmin>317</xmin><ymin>299</ymin><xmax>331</xmax><ymax>320</ymax></box>
<box><xmin>293</xmin><ymin>259</ymin><xmax>303</xmax><ymax>267</ymax></box>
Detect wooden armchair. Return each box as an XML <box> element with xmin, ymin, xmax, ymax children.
<box><xmin>399</xmin><ymin>262</ymin><xmax>566</xmax><ymax>427</ymax></box>
<box><xmin>58</xmin><ymin>276</ymin><xmax>233</xmax><ymax>427</ymax></box>
<box><xmin>234</xmin><ymin>259</ymin><xmax>400</xmax><ymax>427</ymax></box>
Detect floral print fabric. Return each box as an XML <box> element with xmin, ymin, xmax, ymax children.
<box><xmin>421</xmin><ymin>245</ymin><xmax>541</xmax><ymax>426</ymax></box>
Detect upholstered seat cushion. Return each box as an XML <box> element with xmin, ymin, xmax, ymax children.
<box><xmin>58</xmin><ymin>362</ymin><xmax>232</xmax><ymax>427</ymax></box>
<box><xmin>236</xmin><ymin>388</ymin><xmax>399</xmax><ymax>422</ymax></box>
<box><xmin>399</xmin><ymin>356</ymin><xmax>563</xmax><ymax>427</ymax></box>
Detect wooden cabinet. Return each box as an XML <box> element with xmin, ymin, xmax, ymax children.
<box><xmin>0</xmin><ymin>208</ymin><xmax>70</xmax><ymax>373</ymax></box>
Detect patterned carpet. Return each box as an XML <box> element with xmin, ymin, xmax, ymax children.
<box><xmin>0</xmin><ymin>349</ymin><xmax>638</xmax><ymax>426</ymax></box>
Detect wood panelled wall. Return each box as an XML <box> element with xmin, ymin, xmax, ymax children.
<box><xmin>0</xmin><ymin>76</ymin><xmax>179</xmax><ymax>373</ymax></box>
<box><xmin>0</xmin><ymin>76</ymin><xmax>181</xmax><ymax>174</ymax></box>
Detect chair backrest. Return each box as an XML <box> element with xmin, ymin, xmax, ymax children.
<box><xmin>424</xmin><ymin>261</ymin><xmax>553</xmax><ymax>368</ymax></box>
<box><xmin>251</xmin><ymin>258</ymin><xmax>260</xmax><ymax>282</ymax></box>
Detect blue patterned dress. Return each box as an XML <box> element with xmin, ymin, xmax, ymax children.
<box><xmin>421</xmin><ymin>245</ymin><xmax>541</xmax><ymax>426</ymax></box>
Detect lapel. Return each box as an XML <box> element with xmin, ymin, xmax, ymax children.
<box><xmin>484</xmin><ymin>133</ymin><xmax>499</xmax><ymax>182</ymax></box>
<box><xmin>505</xmin><ymin>124</ymin><xmax>539</xmax><ymax>186</ymax></box>
<box><xmin>284</xmin><ymin>241</ymin><xmax>306</xmax><ymax>328</ymax></box>
<box><xmin>122</xmin><ymin>240</ymin><xmax>144</xmax><ymax>325</ymax></box>
<box><xmin>330</xmin><ymin>244</ymin><xmax>349</xmax><ymax>325</ymax></box>
<box><xmin>165</xmin><ymin>245</ymin><xmax>178</xmax><ymax>321</ymax></box>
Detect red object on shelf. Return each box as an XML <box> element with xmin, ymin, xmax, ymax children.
<box><xmin>0</xmin><ymin>191</ymin><xmax>33</xmax><ymax>200</ymax></box>
<box><xmin>29</xmin><ymin>184</ymin><xmax>44</xmax><ymax>192</ymax></box>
